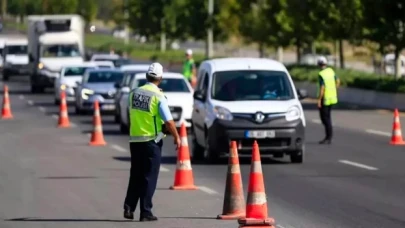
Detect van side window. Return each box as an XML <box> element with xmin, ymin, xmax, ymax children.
<box><xmin>196</xmin><ymin>69</ymin><xmax>205</xmax><ymax>90</ymax></box>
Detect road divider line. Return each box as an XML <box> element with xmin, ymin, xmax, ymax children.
<box><xmin>38</xmin><ymin>106</ymin><xmax>46</xmax><ymax>112</ymax></box>
<box><xmin>338</xmin><ymin>160</ymin><xmax>378</xmax><ymax>171</ymax></box>
<box><xmin>27</xmin><ymin>100</ymin><xmax>34</xmax><ymax>105</ymax></box>
<box><xmin>159</xmin><ymin>166</ymin><xmax>169</xmax><ymax>172</ymax></box>
<box><xmin>311</xmin><ymin>119</ymin><xmax>321</xmax><ymax>124</ymax></box>
<box><xmin>19</xmin><ymin>95</ymin><xmax>24</xmax><ymax>99</ymax></box>
<box><xmin>111</xmin><ymin>144</ymin><xmax>128</xmax><ymax>153</ymax></box>
<box><xmin>365</xmin><ymin>129</ymin><xmax>391</xmax><ymax>137</ymax></box>
<box><xmin>198</xmin><ymin>186</ymin><xmax>219</xmax><ymax>195</ymax></box>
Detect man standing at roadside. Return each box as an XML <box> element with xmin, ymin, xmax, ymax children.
<box><xmin>317</xmin><ymin>56</ymin><xmax>340</xmax><ymax>144</ymax></box>
<box><xmin>123</xmin><ymin>62</ymin><xmax>181</xmax><ymax>221</ymax></box>
<box><xmin>182</xmin><ymin>49</ymin><xmax>197</xmax><ymax>87</ymax></box>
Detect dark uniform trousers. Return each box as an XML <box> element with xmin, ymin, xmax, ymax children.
<box><xmin>124</xmin><ymin>140</ymin><xmax>163</xmax><ymax>216</ymax></box>
<box><xmin>319</xmin><ymin>104</ymin><xmax>334</xmax><ymax>140</ymax></box>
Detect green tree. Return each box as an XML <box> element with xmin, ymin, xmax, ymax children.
<box><xmin>362</xmin><ymin>0</ymin><xmax>405</xmax><ymax>79</ymax></box>
<box><xmin>42</xmin><ymin>0</ymin><xmax>78</xmax><ymax>14</ymax></box>
<box><xmin>319</xmin><ymin>0</ymin><xmax>363</xmax><ymax>69</ymax></box>
<box><xmin>77</xmin><ymin>0</ymin><xmax>98</xmax><ymax>27</ymax></box>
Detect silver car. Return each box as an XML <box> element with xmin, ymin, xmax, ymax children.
<box><xmin>74</xmin><ymin>69</ymin><xmax>124</xmax><ymax>114</ymax></box>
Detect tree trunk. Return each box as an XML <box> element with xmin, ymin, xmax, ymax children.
<box><xmin>394</xmin><ymin>48</ymin><xmax>402</xmax><ymax>79</ymax></box>
<box><xmin>276</xmin><ymin>46</ymin><xmax>283</xmax><ymax>62</ymax></box>
<box><xmin>338</xmin><ymin>39</ymin><xmax>345</xmax><ymax>69</ymax></box>
<box><xmin>296</xmin><ymin>38</ymin><xmax>302</xmax><ymax>63</ymax></box>
<box><xmin>160</xmin><ymin>32</ymin><xmax>166</xmax><ymax>52</ymax></box>
<box><xmin>1</xmin><ymin>0</ymin><xmax>7</xmax><ymax>19</ymax></box>
<box><xmin>258</xmin><ymin>43</ymin><xmax>265</xmax><ymax>58</ymax></box>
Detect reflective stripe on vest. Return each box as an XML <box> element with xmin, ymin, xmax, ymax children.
<box><xmin>317</xmin><ymin>67</ymin><xmax>338</xmax><ymax>106</ymax></box>
<box><xmin>129</xmin><ymin>84</ymin><xmax>164</xmax><ymax>142</ymax></box>
<box><xmin>182</xmin><ymin>59</ymin><xmax>194</xmax><ymax>79</ymax></box>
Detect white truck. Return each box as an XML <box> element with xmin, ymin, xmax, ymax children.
<box><xmin>2</xmin><ymin>38</ymin><xmax>30</xmax><ymax>81</ymax></box>
<box><xmin>27</xmin><ymin>14</ymin><xmax>85</xmax><ymax>93</ymax></box>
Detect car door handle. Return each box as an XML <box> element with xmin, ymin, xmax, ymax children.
<box><xmin>195</xmin><ymin>108</ymin><xmax>199</xmax><ymax>113</ymax></box>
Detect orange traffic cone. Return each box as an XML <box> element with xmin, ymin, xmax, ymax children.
<box><xmin>238</xmin><ymin>141</ymin><xmax>275</xmax><ymax>228</ymax></box>
<box><xmin>390</xmin><ymin>109</ymin><xmax>405</xmax><ymax>145</ymax></box>
<box><xmin>170</xmin><ymin>122</ymin><xmax>198</xmax><ymax>190</ymax></box>
<box><xmin>89</xmin><ymin>100</ymin><xmax>106</xmax><ymax>146</ymax></box>
<box><xmin>57</xmin><ymin>91</ymin><xmax>70</xmax><ymax>128</ymax></box>
<box><xmin>1</xmin><ymin>85</ymin><xmax>13</xmax><ymax>119</ymax></box>
<box><xmin>217</xmin><ymin>141</ymin><xmax>245</xmax><ymax>220</ymax></box>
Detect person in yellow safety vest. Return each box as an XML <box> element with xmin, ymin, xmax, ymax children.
<box><xmin>183</xmin><ymin>49</ymin><xmax>197</xmax><ymax>87</ymax></box>
<box><xmin>123</xmin><ymin>62</ymin><xmax>180</xmax><ymax>221</ymax></box>
<box><xmin>317</xmin><ymin>56</ymin><xmax>340</xmax><ymax>145</ymax></box>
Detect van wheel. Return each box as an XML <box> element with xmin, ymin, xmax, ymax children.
<box><xmin>31</xmin><ymin>85</ymin><xmax>44</xmax><ymax>94</ymax></box>
<box><xmin>191</xmin><ymin>128</ymin><xmax>204</xmax><ymax>161</ymax></box>
<box><xmin>3</xmin><ymin>73</ymin><xmax>9</xmax><ymax>81</ymax></box>
<box><xmin>204</xmin><ymin>133</ymin><xmax>219</xmax><ymax>164</ymax></box>
<box><xmin>290</xmin><ymin>146</ymin><xmax>304</xmax><ymax>164</ymax></box>
<box><xmin>75</xmin><ymin>105</ymin><xmax>84</xmax><ymax>115</ymax></box>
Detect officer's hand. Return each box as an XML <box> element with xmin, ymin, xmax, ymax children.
<box><xmin>174</xmin><ymin>136</ymin><xmax>181</xmax><ymax>150</ymax></box>
<box><xmin>317</xmin><ymin>100</ymin><xmax>322</xmax><ymax>108</ymax></box>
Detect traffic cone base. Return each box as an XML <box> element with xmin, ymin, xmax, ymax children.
<box><xmin>217</xmin><ymin>212</ymin><xmax>245</xmax><ymax>220</ymax></box>
<box><xmin>238</xmin><ymin>217</ymin><xmax>275</xmax><ymax>226</ymax></box>
<box><xmin>170</xmin><ymin>123</ymin><xmax>197</xmax><ymax>190</ymax></box>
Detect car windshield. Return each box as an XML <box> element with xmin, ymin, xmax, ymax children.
<box><xmin>98</xmin><ymin>65</ymin><xmax>113</xmax><ymax>68</ymax></box>
<box><xmin>63</xmin><ymin>67</ymin><xmax>95</xmax><ymax>77</ymax></box>
<box><xmin>6</xmin><ymin>45</ymin><xmax>27</xmax><ymax>55</ymax></box>
<box><xmin>122</xmin><ymin>71</ymin><xmax>147</xmax><ymax>86</ymax></box>
<box><xmin>41</xmin><ymin>44</ymin><xmax>80</xmax><ymax>57</ymax></box>
<box><xmin>211</xmin><ymin>70</ymin><xmax>294</xmax><ymax>101</ymax></box>
<box><xmin>113</xmin><ymin>58</ymin><xmax>133</xmax><ymax>67</ymax></box>
<box><xmin>137</xmin><ymin>78</ymin><xmax>190</xmax><ymax>92</ymax></box>
<box><xmin>86</xmin><ymin>71</ymin><xmax>124</xmax><ymax>83</ymax></box>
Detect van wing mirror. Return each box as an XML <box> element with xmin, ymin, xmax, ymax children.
<box><xmin>297</xmin><ymin>88</ymin><xmax>308</xmax><ymax>100</ymax></box>
<box><xmin>193</xmin><ymin>90</ymin><xmax>206</xmax><ymax>101</ymax></box>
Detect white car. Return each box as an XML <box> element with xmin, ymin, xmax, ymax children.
<box><xmin>54</xmin><ymin>62</ymin><xmax>98</xmax><ymax>104</ymax></box>
<box><xmin>191</xmin><ymin>58</ymin><xmax>308</xmax><ymax>163</ymax></box>
<box><xmin>114</xmin><ymin>64</ymin><xmax>150</xmax><ymax>122</ymax></box>
<box><xmin>118</xmin><ymin>72</ymin><xmax>194</xmax><ymax>133</ymax></box>
<box><xmin>92</xmin><ymin>61</ymin><xmax>115</xmax><ymax>69</ymax></box>
<box><xmin>90</xmin><ymin>53</ymin><xmax>120</xmax><ymax>62</ymax></box>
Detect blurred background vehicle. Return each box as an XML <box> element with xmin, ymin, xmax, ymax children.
<box><xmin>2</xmin><ymin>38</ymin><xmax>29</xmax><ymax>81</ymax></box>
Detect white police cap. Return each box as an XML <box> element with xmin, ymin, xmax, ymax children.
<box><xmin>147</xmin><ymin>62</ymin><xmax>164</xmax><ymax>78</ymax></box>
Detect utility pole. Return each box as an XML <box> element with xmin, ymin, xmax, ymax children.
<box><xmin>206</xmin><ymin>0</ymin><xmax>214</xmax><ymax>59</ymax></box>
<box><xmin>124</xmin><ymin>0</ymin><xmax>129</xmax><ymax>45</ymax></box>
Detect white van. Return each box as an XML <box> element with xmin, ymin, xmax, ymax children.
<box><xmin>2</xmin><ymin>38</ymin><xmax>29</xmax><ymax>81</ymax></box>
<box><xmin>191</xmin><ymin>58</ymin><xmax>307</xmax><ymax>163</ymax></box>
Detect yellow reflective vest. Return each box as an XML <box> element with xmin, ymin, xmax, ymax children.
<box><xmin>317</xmin><ymin>67</ymin><xmax>338</xmax><ymax>106</ymax></box>
<box><xmin>128</xmin><ymin>84</ymin><xmax>165</xmax><ymax>142</ymax></box>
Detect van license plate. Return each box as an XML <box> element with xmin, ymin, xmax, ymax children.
<box><xmin>245</xmin><ymin>130</ymin><xmax>275</xmax><ymax>139</ymax></box>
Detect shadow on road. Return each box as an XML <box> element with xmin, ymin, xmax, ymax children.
<box><xmin>112</xmin><ymin>155</ymin><xmax>288</xmax><ymax>165</ymax></box>
<box><xmin>5</xmin><ymin>217</ymin><xmax>131</xmax><ymax>222</ymax></box>
<box><xmin>38</xmin><ymin>176</ymin><xmax>99</xmax><ymax>179</ymax></box>
<box><xmin>82</xmin><ymin>129</ymin><xmax>122</xmax><ymax>136</ymax></box>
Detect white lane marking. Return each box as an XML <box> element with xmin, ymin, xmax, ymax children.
<box><xmin>19</xmin><ymin>95</ymin><xmax>24</xmax><ymax>99</ymax></box>
<box><xmin>365</xmin><ymin>129</ymin><xmax>391</xmax><ymax>137</ymax></box>
<box><xmin>276</xmin><ymin>225</ymin><xmax>286</xmax><ymax>228</ymax></box>
<box><xmin>339</xmin><ymin>160</ymin><xmax>378</xmax><ymax>171</ymax></box>
<box><xmin>38</xmin><ymin>106</ymin><xmax>46</xmax><ymax>112</ymax></box>
<box><xmin>311</xmin><ymin>119</ymin><xmax>321</xmax><ymax>124</ymax></box>
<box><xmin>160</xmin><ymin>166</ymin><xmax>169</xmax><ymax>172</ymax></box>
<box><xmin>111</xmin><ymin>144</ymin><xmax>128</xmax><ymax>153</ymax></box>
<box><xmin>51</xmin><ymin>114</ymin><xmax>58</xmax><ymax>119</ymax></box>
<box><xmin>198</xmin><ymin>186</ymin><xmax>219</xmax><ymax>195</ymax></box>
<box><xmin>27</xmin><ymin>100</ymin><xmax>34</xmax><ymax>105</ymax></box>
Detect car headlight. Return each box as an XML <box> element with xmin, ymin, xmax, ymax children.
<box><xmin>213</xmin><ymin>106</ymin><xmax>233</xmax><ymax>121</ymax></box>
<box><xmin>81</xmin><ymin>88</ymin><xmax>94</xmax><ymax>100</ymax></box>
<box><xmin>60</xmin><ymin>84</ymin><xmax>67</xmax><ymax>90</ymax></box>
<box><xmin>38</xmin><ymin>62</ymin><xmax>44</xmax><ymax>69</ymax></box>
<box><xmin>285</xmin><ymin>106</ymin><xmax>301</xmax><ymax>121</ymax></box>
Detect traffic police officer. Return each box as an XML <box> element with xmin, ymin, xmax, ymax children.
<box><xmin>317</xmin><ymin>56</ymin><xmax>340</xmax><ymax>144</ymax></box>
<box><xmin>182</xmin><ymin>49</ymin><xmax>197</xmax><ymax>86</ymax></box>
<box><xmin>123</xmin><ymin>62</ymin><xmax>181</xmax><ymax>221</ymax></box>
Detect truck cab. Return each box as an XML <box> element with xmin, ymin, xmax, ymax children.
<box><xmin>27</xmin><ymin>15</ymin><xmax>85</xmax><ymax>93</ymax></box>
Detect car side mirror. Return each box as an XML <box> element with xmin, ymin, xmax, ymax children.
<box><xmin>114</xmin><ymin>82</ymin><xmax>121</xmax><ymax>89</ymax></box>
<box><xmin>297</xmin><ymin>88</ymin><xmax>308</xmax><ymax>100</ymax></box>
<box><xmin>193</xmin><ymin>90</ymin><xmax>206</xmax><ymax>101</ymax></box>
<box><xmin>121</xmin><ymin>86</ymin><xmax>130</xmax><ymax>93</ymax></box>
